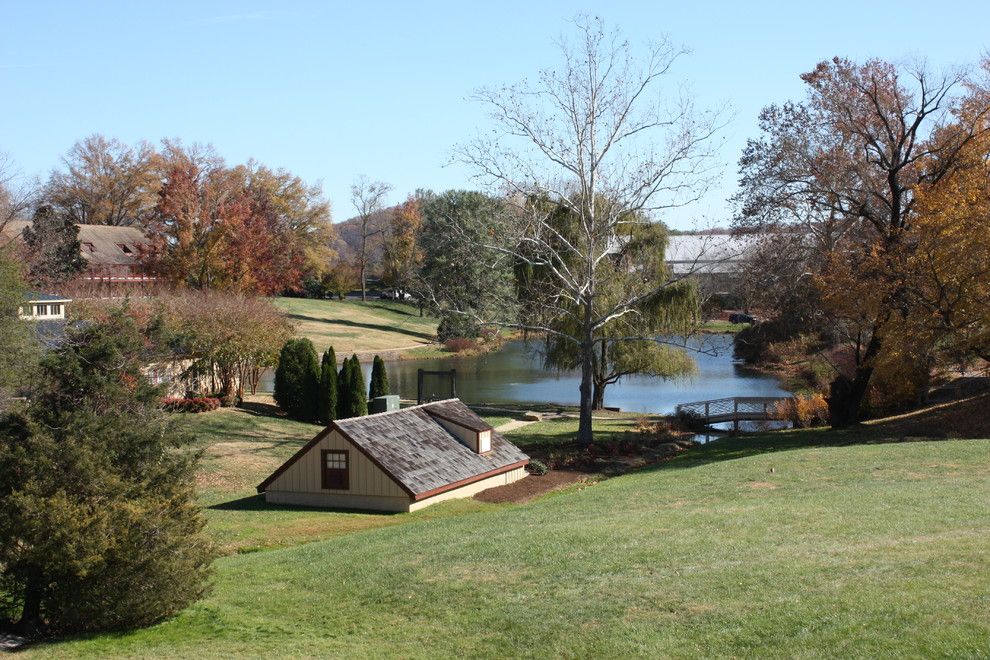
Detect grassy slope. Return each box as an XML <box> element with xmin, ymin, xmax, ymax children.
<box><xmin>273</xmin><ymin>297</ymin><xmax>438</xmax><ymax>355</ymax></box>
<box><xmin>34</xmin><ymin>425</ymin><xmax>990</xmax><ymax>657</ymax></box>
<box><xmin>185</xmin><ymin>399</ymin><xmax>513</xmax><ymax>554</ymax></box>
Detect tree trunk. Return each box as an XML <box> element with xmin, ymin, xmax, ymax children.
<box><xmin>16</xmin><ymin>566</ymin><xmax>44</xmax><ymax>635</ymax></box>
<box><xmin>828</xmin><ymin>324</ymin><xmax>885</xmax><ymax>428</ymax></box>
<box><xmin>592</xmin><ymin>380</ymin><xmax>605</xmax><ymax>411</ymax></box>
<box><xmin>577</xmin><ymin>313</ymin><xmax>595</xmax><ymax>446</ymax></box>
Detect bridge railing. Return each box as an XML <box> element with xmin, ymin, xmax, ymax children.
<box><xmin>675</xmin><ymin>396</ymin><xmax>788</xmax><ymax>421</ymax></box>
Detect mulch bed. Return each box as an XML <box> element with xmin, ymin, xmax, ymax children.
<box><xmin>474</xmin><ymin>469</ymin><xmax>596</xmax><ymax>504</ymax></box>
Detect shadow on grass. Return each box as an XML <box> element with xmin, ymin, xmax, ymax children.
<box><xmin>208</xmin><ymin>493</ymin><xmax>396</xmax><ymax>516</ymax></box>
<box><xmin>287</xmin><ymin>313</ymin><xmax>436</xmax><ymax>342</ymax></box>
<box><xmin>237</xmin><ymin>399</ymin><xmax>286</xmax><ymax>418</ymax></box>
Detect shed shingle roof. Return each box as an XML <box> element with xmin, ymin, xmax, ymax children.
<box><xmin>258</xmin><ymin>399</ymin><xmax>528</xmax><ymax>499</ymax></box>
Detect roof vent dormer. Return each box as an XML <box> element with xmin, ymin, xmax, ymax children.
<box><xmin>425</xmin><ymin>403</ymin><xmax>493</xmax><ymax>454</ymax></box>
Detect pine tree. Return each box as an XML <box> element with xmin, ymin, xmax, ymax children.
<box><xmin>369</xmin><ymin>355</ymin><xmax>390</xmax><ymax>400</ymax></box>
<box><xmin>22</xmin><ymin>204</ymin><xmax>86</xmax><ymax>286</ymax></box>
<box><xmin>0</xmin><ymin>312</ymin><xmax>213</xmax><ymax>635</ymax></box>
<box><xmin>318</xmin><ymin>347</ymin><xmax>337</xmax><ymax>424</ymax></box>
<box><xmin>348</xmin><ymin>355</ymin><xmax>368</xmax><ymax>417</ymax></box>
<box><xmin>336</xmin><ymin>357</ymin><xmax>352</xmax><ymax>419</ymax></box>
<box><xmin>273</xmin><ymin>338</ymin><xmax>320</xmax><ymax>422</ymax></box>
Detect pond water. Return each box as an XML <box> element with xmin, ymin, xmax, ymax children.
<box><xmin>260</xmin><ymin>334</ymin><xmax>789</xmax><ymax>415</ymax></box>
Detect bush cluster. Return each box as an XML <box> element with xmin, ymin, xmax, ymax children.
<box><xmin>773</xmin><ymin>393</ymin><xmax>830</xmax><ymax>428</ymax></box>
<box><xmin>444</xmin><ymin>337</ymin><xmax>478</xmax><ymax>353</ymax></box>
<box><xmin>162</xmin><ymin>397</ymin><xmax>221</xmax><ymax>413</ymax></box>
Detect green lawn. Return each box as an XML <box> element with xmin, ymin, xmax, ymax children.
<box><xmin>273</xmin><ymin>297</ymin><xmax>439</xmax><ymax>355</ymax></box>
<box><xmin>30</xmin><ymin>415</ymin><xmax>990</xmax><ymax>657</ymax></box>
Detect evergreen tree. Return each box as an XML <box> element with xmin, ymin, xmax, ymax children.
<box><xmin>348</xmin><ymin>355</ymin><xmax>368</xmax><ymax>417</ymax></box>
<box><xmin>0</xmin><ymin>313</ymin><xmax>213</xmax><ymax>635</ymax></box>
<box><xmin>318</xmin><ymin>347</ymin><xmax>338</xmax><ymax>424</ymax></box>
<box><xmin>22</xmin><ymin>204</ymin><xmax>86</xmax><ymax>286</ymax></box>
<box><xmin>369</xmin><ymin>355</ymin><xmax>390</xmax><ymax>400</ymax></box>
<box><xmin>336</xmin><ymin>357</ymin><xmax>352</xmax><ymax>419</ymax></box>
<box><xmin>273</xmin><ymin>338</ymin><xmax>320</xmax><ymax>422</ymax></box>
<box><xmin>0</xmin><ymin>249</ymin><xmax>34</xmax><ymax>408</ymax></box>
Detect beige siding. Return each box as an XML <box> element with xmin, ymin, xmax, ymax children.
<box><xmin>266</xmin><ymin>429</ymin><xmax>407</xmax><ymax>499</ymax></box>
<box><xmin>266</xmin><ymin>490</ymin><xmax>411</xmax><ymax>512</ymax></box>
<box><xmin>432</xmin><ymin>417</ymin><xmax>476</xmax><ymax>449</ymax></box>
<box><xmin>408</xmin><ymin>466</ymin><xmax>528</xmax><ymax>512</ymax></box>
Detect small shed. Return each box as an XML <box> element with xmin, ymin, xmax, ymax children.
<box><xmin>257</xmin><ymin>399</ymin><xmax>529</xmax><ymax>512</ymax></box>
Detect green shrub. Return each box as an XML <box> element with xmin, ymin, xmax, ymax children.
<box><xmin>0</xmin><ymin>313</ymin><xmax>213</xmax><ymax>635</ymax></box>
<box><xmin>318</xmin><ymin>347</ymin><xmax>338</xmax><ymax>424</ymax></box>
<box><xmin>344</xmin><ymin>355</ymin><xmax>368</xmax><ymax>418</ymax></box>
<box><xmin>369</xmin><ymin>355</ymin><xmax>390</xmax><ymax>400</ymax></box>
<box><xmin>437</xmin><ymin>315</ymin><xmax>480</xmax><ymax>342</ymax></box>
<box><xmin>273</xmin><ymin>338</ymin><xmax>321</xmax><ymax>422</ymax></box>
<box><xmin>526</xmin><ymin>459</ymin><xmax>549</xmax><ymax>476</ymax></box>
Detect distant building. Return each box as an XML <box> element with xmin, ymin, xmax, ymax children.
<box><xmin>257</xmin><ymin>399</ymin><xmax>530</xmax><ymax>512</ymax></box>
<box><xmin>19</xmin><ymin>292</ymin><xmax>75</xmax><ymax>349</ymax></box>
<box><xmin>664</xmin><ymin>233</ymin><xmax>761</xmax><ymax>297</ymax></box>
<box><xmin>18</xmin><ymin>292</ymin><xmax>71</xmax><ymax>321</ymax></box>
<box><xmin>2</xmin><ymin>220</ymin><xmax>156</xmax><ymax>296</ymax></box>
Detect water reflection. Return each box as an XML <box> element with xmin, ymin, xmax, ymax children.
<box><xmin>260</xmin><ymin>335</ymin><xmax>789</xmax><ymax>415</ymax></box>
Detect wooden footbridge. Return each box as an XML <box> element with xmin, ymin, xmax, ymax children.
<box><xmin>675</xmin><ymin>396</ymin><xmax>788</xmax><ymax>430</ymax></box>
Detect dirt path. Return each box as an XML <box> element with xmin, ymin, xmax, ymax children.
<box><xmin>494</xmin><ymin>418</ymin><xmax>539</xmax><ymax>433</ymax></box>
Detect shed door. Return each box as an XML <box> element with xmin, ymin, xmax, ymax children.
<box><xmin>321</xmin><ymin>449</ymin><xmax>350</xmax><ymax>490</ymax></box>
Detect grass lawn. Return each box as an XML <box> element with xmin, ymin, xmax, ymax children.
<box><xmin>29</xmin><ymin>405</ymin><xmax>990</xmax><ymax>657</ymax></box>
<box><xmin>182</xmin><ymin>398</ymin><xmax>503</xmax><ymax>554</ymax></box>
<box><xmin>273</xmin><ymin>297</ymin><xmax>439</xmax><ymax>355</ymax></box>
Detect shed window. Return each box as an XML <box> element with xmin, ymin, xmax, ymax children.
<box><xmin>117</xmin><ymin>243</ymin><xmax>133</xmax><ymax>254</ymax></box>
<box><xmin>321</xmin><ymin>449</ymin><xmax>349</xmax><ymax>490</ymax></box>
<box><xmin>35</xmin><ymin>304</ymin><xmax>48</xmax><ymax>316</ymax></box>
<box><xmin>50</xmin><ymin>304</ymin><xmax>62</xmax><ymax>315</ymax></box>
<box><xmin>82</xmin><ymin>242</ymin><xmax>96</xmax><ymax>253</ymax></box>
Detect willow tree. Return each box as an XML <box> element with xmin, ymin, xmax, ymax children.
<box><xmin>539</xmin><ymin>218</ymin><xmax>698</xmax><ymax>409</ymax></box>
<box><xmin>458</xmin><ymin>17</ymin><xmax>722</xmax><ymax>444</ymax></box>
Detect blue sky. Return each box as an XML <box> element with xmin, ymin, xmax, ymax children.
<box><xmin>2</xmin><ymin>1</ymin><xmax>988</xmax><ymax>228</ymax></box>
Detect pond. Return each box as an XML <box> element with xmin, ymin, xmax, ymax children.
<box><xmin>260</xmin><ymin>334</ymin><xmax>789</xmax><ymax>415</ymax></box>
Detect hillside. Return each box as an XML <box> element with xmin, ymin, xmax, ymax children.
<box><xmin>32</xmin><ymin>430</ymin><xmax>990</xmax><ymax>657</ymax></box>
<box><xmin>274</xmin><ymin>297</ymin><xmax>438</xmax><ymax>356</ymax></box>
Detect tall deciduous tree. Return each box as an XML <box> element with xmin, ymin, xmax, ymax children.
<box><xmin>539</xmin><ymin>218</ymin><xmax>698</xmax><ymax>409</ymax></box>
<box><xmin>44</xmin><ymin>134</ymin><xmax>160</xmax><ymax>226</ymax></box>
<box><xmin>735</xmin><ymin>57</ymin><xmax>989</xmax><ymax>426</ymax></box>
<box><xmin>148</xmin><ymin>144</ymin><xmax>334</xmax><ymax>294</ymax></box>
<box><xmin>379</xmin><ymin>196</ymin><xmax>422</xmax><ymax>296</ymax></box>
<box><xmin>457</xmin><ymin>17</ymin><xmax>722</xmax><ymax>444</ymax></box>
<box><xmin>0</xmin><ymin>152</ymin><xmax>36</xmax><ymax>237</ymax></box>
<box><xmin>417</xmin><ymin>189</ymin><xmax>517</xmax><ymax>337</ymax></box>
<box><xmin>350</xmin><ymin>176</ymin><xmax>392</xmax><ymax>301</ymax></box>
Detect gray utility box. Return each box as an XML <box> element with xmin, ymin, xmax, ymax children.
<box><xmin>369</xmin><ymin>395</ymin><xmax>400</xmax><ymax>414</ymax></box>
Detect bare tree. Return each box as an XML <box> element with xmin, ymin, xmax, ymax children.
<box><xmin>0</xmin><ymin>152</ymin><xmax>37</xmax><ymax>239</ymax></box>
<box><xmin>457</xmin><ymin>17</ymin><xmax>724</xmax><ymax>444</ymax></box>
<box><xmin>349</xmin><ymin>176</ymin><xmax>392</xmax><ymax>302</ymax></box>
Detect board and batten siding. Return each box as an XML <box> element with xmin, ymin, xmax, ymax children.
<box><xmin>264</xmin><ymin>429</ymin><xmax>411</xmax><ymax>512</ymax></box>
<box><xmin>408</xmin><ymin>466</ymin><xmax>527</xmax><ymax>512</ymax></box>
